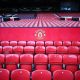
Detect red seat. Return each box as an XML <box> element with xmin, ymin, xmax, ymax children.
<box><xmin>20</xmin><ymin>54</ymin><xmax>33</xmax><ymax>72</ymax></box>
<box><xmin>48</xmin><ymin>54</ymin><xmax>62</xmax><ymax>72</ymax></box>
<box><xmin>45</xmin><ymin>41</ymin><xmax>53</xmax><ymax>46</ymax></box>
<box><xmin>24</xmin><ymin>46</ymin><xmax>34</xmax><ymax>54</ymax></box>
<box><xmin>10</xmin><ymin>41</ymin><xmax>17</xmax><ymax>46</ymax></box>
<box><xmin>36</xmin><ymin>41</ymin><xmax>44</xmax><ymax>46</ymax></box>
<box><xmin>54</xmin><ymin>41</ymin><xmax>62</xmax><ymax>46</ymax></box>
<box><xmin>13</xmin><ymin>46</ymin><xmax>23</xmax><ymax>54</ymax></box>
<box><xmin>27</xmin><ymin>41</ymin><xmax>35</xmax><ymax>46</ymax></box>
<box><xmin>35</xmin><ymin>46</ymin><xmax>45</xmax><ymax>54</ymax></box>
<box><xmin>57</xmin><ymin>46</ymin><xmax>68</xmax><ymax>54</ymax></box>
<box><xmin>18</xmin><ymin>41</ymin><xmax>26</xmax><ymax>46</ymax></box>
<box><xmin>63</xmin><ymin>54</ymin><xmax>78</xmax><ymax>73</ymax></box>
<box><xmin>34</xmin><ymin>54</ymin><xmax>48</xmax><ymax>70</ymax></box>
<box><xmin>32</xmin><ymin>70</ymin><xmax>51</xmax><ymax>80</ymax></box>
<box><xmin>0</xmin><ymin>54</ymin><xmax>5</xmax><ymax>68</ymax></box>
<box><xmin>0</xmin><ymin>69</ymin><xmax>10</xmax><ymax>80</ymax></box>
<box><xmin>63</xmin><ymin>41</ymin><xmax>71</xmax><ymax>46</ymax></box>
<box><xmin>46</xmin><ymin>46</ymin><xmax>56</xmax><ymax>54</ymax></box>
<box><xmin>53</xmin><ymin>70</ymin><xmax>73</xmax><ymax>80</ymax></box>
<box><xmin>72</xmin><ymin>41</ymin><xmax>80</xmax><ymax>46</ymax></box>
<box><xmin>0</xmin><ymin>46</ymin><xmax>2</xmax><ymax>54</ymax></box>
<box><xmin>11</xmin><ymin>69</ymin><xmax>30</xmax><ymax>80</ymax></box>
<box><xmin>3</xmin><ymin>46</ymin><xmax>12</xmax><ymax>54</ymax></box>
<box><xmin>75</xmin><ymin>70</ymin><xmax>80</xmax><ymax>80</ymax></box>
<box><xmin>6</xmin><ymin>54</ymin><xmax>19</xmax><ymax>71</ymax></box>
<box><xmin>78</xmin><ymin>55</ymin><xmax>80</xmax><ymax>64</ymax></box>
<box><xmin>68</xmin><ymin>46</ymin><xmax>79</xmax><ymax>54</ymax></box>
<box><xmin>1</xmin><ymin>41</ymin><xmax>9</xmax><ymax>46</ymax></box>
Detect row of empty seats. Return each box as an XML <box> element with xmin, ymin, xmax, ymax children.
<box><xmin>0</xmin><ymin>45</ymin><xmax>80</xmax><ymax>54</ymax></box>
<box><xmin>1</xmin><ymin>17</ymin><xmax>80</xmax><ymax>27</ymax></box>
<box><xmin>18</xmin><ymin>13</ymin><xmax>36</xmax><ymax>19</ymax></box>
<box><xmin>0</xmin><ymin>54</ymin><xmax>80</xmax><ymax>73</ymax></box>
<box><xmin>0</xmin><ymin>69</ymin><xmax>80</xmax><ymax>80</ymax></box>
<box><xmin>0</xmin><ymin>41</ymin><xmax>80</xmax><ymax>46</ymax></box>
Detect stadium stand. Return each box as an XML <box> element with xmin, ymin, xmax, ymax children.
<box><xmin>0</xmin><ymin>0</ymin><xmax>80</xmax><ymax>79</ymax></box>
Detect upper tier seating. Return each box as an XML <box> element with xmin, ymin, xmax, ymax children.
<box><xmin>0</xmin><ymin>13</ymin><xmax>80</xmax><ymax>28</ymax></box>
<box><xmin>18</xmin><ymin>13</ymin><xmax>36</xmax><ymax>19</ymax></box>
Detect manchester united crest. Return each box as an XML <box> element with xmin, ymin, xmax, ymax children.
<box><xmin>34</xmin><ymin>29</ymin><xmax>46</xmax><ymax>40</ymax></box>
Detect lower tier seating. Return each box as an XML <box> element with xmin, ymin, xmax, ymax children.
<box><xmin>0</xmin><ymin>54</ymin><xmax>80</xmax><ymax>73</ymax></box>
<box><xmin>0</xmin><ymin>45</ymin><xmax>80</xmax><ymax>54</ymax></box>
<box><xmin>0</xmin><ymin>41</ymin><xmax>80</xmax><ymax>80</ymax></box>
<box><xmin>0</xmin><ymin>69</ymin><xmax>80</xmax><ymax>80</ymax></box>
<box><xmin>0</xmin><ymin>41</ymin><xmax>80</xmax><ymax>46</ymax></box>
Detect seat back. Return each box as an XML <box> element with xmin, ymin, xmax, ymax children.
<box><xmin>0</xmin><ymin>69</ymin><xmax>10</xmax><ymax>80</ymax></box>
<box><xmin>6</xmin><ymin>54</ymin><xmax>19</xmax><ymax>71</ymax></box>
<box><xmin>24</xmin><ymin>46</ymin><xmax>34</xmax><ymax>54</ymax></box>
<box><xmin>32</xmin><ymin>70</ymin><xmax>51</xmax><ymax>80</ymax></box>
<box><xmin>1</xmin><ymin>41</ymin><xmax>9</xmax><ymax>46</ymax></box>
<box><xmin>63</xmin><ymin>54</ymin><xmax>78</xmax><ymax>73</ymax></box>
<box><xmin>11</xmin><ymin>69</ymin><xmax>30</xmax><ymax>80</ymax></box>
<box><xmin>48</xmin><ymin>54</ymin><xmax>62</xmax><ymax>72</ymax></box>
<box><xmin>53</xmin><ymin>70</ymin><xmax>73</xmax><ymax>80</ymax></box>
<box><xmin>75</xmin><ymin>70</ymin><xmax>80</xmax><ymax>80</ymax></box>
<box><xmin>46</xmin><ymin>46</ymin><xmax>56</xmax><ymax>54</ymax></box>
<box><xmin>34</xmin><ymin>54</ymin><xmax>48</xmax><ymax>70</ymax></box>
<box><xmin>13</xmin><ymin>46</ymin><xmax>23</xmax><ymax>54</ymax></box>
<box><xmin>35</xmin><ymin>46</ymin><xmax>45</xmax><ymax>54</ymax></box>
<box><xmin>20</xmin><ymin>54</ymin><xmax>33</xmax><ymax>71</ymax></box>
<box><xmin>3</xmin><ymin>46</ymin><xmax>12</xmax><ymax>54</ymax></box>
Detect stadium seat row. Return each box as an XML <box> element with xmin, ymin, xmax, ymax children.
<box><xmin>0</xmin><ymin>46</ymin><xmax>80</xmax><ymax>54</ymax></box>
<box><xmin>0</xmin><ymin>41</ymin><xmax>80</xmax><ymax>46</ymax></box>
<box><xmin>0</xmin><ymin>54</ymin><xmax>80</xmax><ymax>73</ymax></box>
<box><xmin>0</xmin><ymin>69</ymin><xmax>80</xmax><ymax>80</ymax></box>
